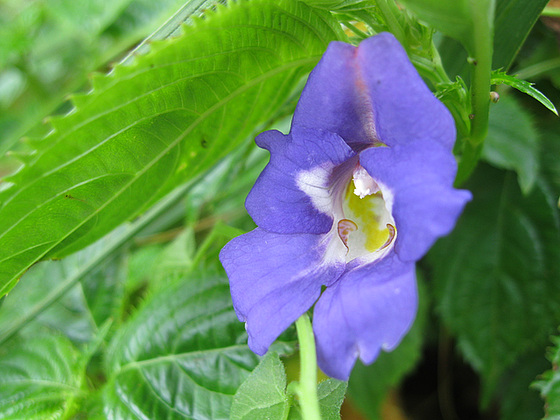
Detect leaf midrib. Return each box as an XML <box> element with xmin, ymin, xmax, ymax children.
<box><xmin>0</xmin><ymin>378</ymin><xmax>84</xmax><ymax>394</ymax></box>
<box><xmin>117</xmin><ymin>343</ymin><xmax>250</xmax><ymax>374</ymax></box>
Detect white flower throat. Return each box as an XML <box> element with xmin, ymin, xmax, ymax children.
<box><xmin>336</xmin><ymin>165</ymin><xmax>396</xmax><ymax>262</ymax></box>
<box><xmin>296</xmin><ymin>162</ymin><xmax>396</xmax><ymax>264</ymax></box>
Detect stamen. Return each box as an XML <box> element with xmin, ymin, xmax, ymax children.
<box><xmin>337</xmin><ymin>218</ymin><xmax>358</xmax><ymax>250</ymax></box>
<box><xmin>379</xmin><ymin>224</ymin><xmax>396</xmax><ymax>250</ymax></box>
<box><xmin>352</xmin><ymin>166</ymin><xmax>379</xmax><ymax>199</ymax></box>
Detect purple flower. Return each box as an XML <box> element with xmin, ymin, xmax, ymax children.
<box><xmin>219</xmin><ymin>33</ymin><xmax>471</xmax><ymax>380</ymax></box>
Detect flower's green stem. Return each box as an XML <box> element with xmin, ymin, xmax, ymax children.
<box><xmin>457</xmin><ymin>0</ymin><xmax>495</xmax><ymax>184</ymax></box>
<box><xmin>295</xmin><ymin>313</ymin><xmax>321</xmax><ymax>420</ymax></box>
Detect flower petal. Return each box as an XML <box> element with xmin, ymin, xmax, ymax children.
<box><xmin>313</xmin><ymin>254</ymin><xmax>417</xmax><ymax>380</ymax></box>
<box><xmin>360</xmin><ymin>141</ymin><xmax>472</xmax><ymax>262</ymax></box>
<box><xmin>293</xmin><ymin>33</ymin><xmax>454</xmax><ymax>151</ymax></box>
<box><xmin>246</xmin><ymin>126</ymin><xmax>355</xmax><ymax>235</ymax></box>
<box><xmin>356</xmin><ymin>33</ymin><xmax>456</xmax><ymax>150</ymax></box>
<box><xmin>292</xmin><ymin>41</ymin><xmax>376</xmax><ymax>151</ymax></box>
<box><xmin>219</xmin><ymin>228</ymin><xmax>345</xmax><ymax>355</ymax></box>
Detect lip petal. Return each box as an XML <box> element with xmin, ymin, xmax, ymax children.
<box><xmin>313</xmin><ymin>253</ymin><xmax>417</xmax><ymax>380</ymax></box>
<box><xmin>219</xmin><ymin>228</ymin><xmax>345</xmax><ymax>355</ymax></box>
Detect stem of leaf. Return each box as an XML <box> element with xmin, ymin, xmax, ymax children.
<box><xmin>456</xmin><ymin>0</ymin><xmax>495</xmax><ymax>184</ymax></box>
<box><xmin>295</xmin><ymin>313</ymin><xmax>321</xmax><ymax>420</ymax></box>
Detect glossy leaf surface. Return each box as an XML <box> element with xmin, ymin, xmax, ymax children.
<box><xmin>103</xmin><ymin>275</ymin><xmax>262</xmax><ymax>419</ymax></box>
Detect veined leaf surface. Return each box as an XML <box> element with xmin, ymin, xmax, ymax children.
<box><xmin>432</xmin><ymin>166</ymin><xmax>560</xmax><ymax>401</ymax></box>
<box><xmin>0</xmin><ymin>0</ymin><xmax>344</xmax><ymax>296</ymax></box>
<box><xmin>102</xmin><ymin>275</ymin><xmax>272</xmax><ymax>420</ymax></box>
<box><xmin>0</xmin><ymin>334</ymin><xmax>85</xmax><ymax>420</ymax></box>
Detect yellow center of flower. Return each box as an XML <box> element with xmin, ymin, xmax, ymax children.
<box><xmin>336</xmin><ymin>166</ymin><xmax>396</xmax><ymax>261</ymax></box>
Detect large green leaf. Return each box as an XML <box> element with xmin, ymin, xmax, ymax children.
<box><xmin>493</xmin><ymin>0</ymin><xmax>549</xmax><ymax>70</ymax></box>
<box><xmin>230</xmin><ymin>352</ymin><xmax>291</xmax><ymax>420</ymax></box>
<box><xmin>0</xmin><ymin>227</ymin><xmax>129</xmax><ymax>345</ymax></box>
<box><xmin>0</xmin><ymin>180</ymin><xmax>193</xmax><ymax>345</ymax></box>
<box><xmin>432</xmin><ymin>165</ymin><xmax>560</xmax><ymax>402</ymax></box>
<box><xmin>0</xmin><ymin>0</ymin><xmax>188</xmax><ymax>155</ymax></box>
<box><xmin>0</xmin><ymin>0</ymin><xmax>344</xmax><ymax>296</ymax></box>
<box><xmin>483</xmin><ymin>95</ymin><xmax>539</xmax><ymax>194</ymax></box>
<box><xmin>102</xmin><ymin>274</ymin><xmax>284</xmax><ymax>420</ymax></box>
<box><xmin>0</xmin><ymin>334</ymin><xmax>85</xmax><ymax>419</ymax></box>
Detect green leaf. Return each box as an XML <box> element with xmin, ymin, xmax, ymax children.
<box><xmin>0</xmin><ymin>334</ymin><xmax>85</xmax><ymax>420</ymax></box>
<box><xmin>301</xmin><ymin>0</ymin><xmax>374</xmax><ymax>12</ymax></box>
<box><xmin>491</xmin><ymin>70</ymin><xmax>558</xmax><ymax>115</ymax></box>
<box><xmin>230</xmin><ymin>352</ymin><xmax>290</xmax><ymax>420</ymax></box>
<box><xmin>398</xmin><ymin>0</ymin><xmax>473</xmax><ymax>51</ymax></box>
<box><xmin>288</xmin><ymin>379</ymin><xmax>347</xmax><ymax>420</ymax></box>
<box><xmin>541</xmin><ymin>124</ymin><xmax>560</xmax><ymax>194</ymax></box>
<box><xmin>347</xmin><ymin>276</ymin><xmax>428</xmax><ymax>420</ymax></box>
<box><xmin>533</xmin><ymin>334</ymin><xmax>560</xmax><ymax>419</ymax></box>
<box><xmin>0</xmin><ymin>0</ymin><xmax>344</xmax><ymax>297</ymax></box>
<box><xmin>102</xmin><ymin>274</ymin><xmax>272</xmax><ymax>419</ymax></box>
<box><xmin>498</xmin><ymin>351</ymin><xmax>548</xmax><ymax>420</ymax></box>
<box><xmin>0</xmin><ymin>0</ymin><xmax>167</xmax><ymax>154</ymax></box>
<box><xmin>483</xmin><ymin>95</ymin><xmax>539</xmax><ymax>194</ymax></box>
<box><xmin>48</xmin><ymin>0</ymin><xmax>134</xmax><ymax>35</ymax></box>
<box><xmin>0</xmin><ymin>181</ymin><xmax>192</xmax><ymax>345</ymax></box>
<box><xmin>493</xmin><ymin>0</ymin><xmax>549</xmax><ymax>69</ymax></box>
<box><xmin>432</xmin><ymin>165</ymin><xmax>560</xmax><ymax>403</ymax></box>
<box><xmin>315</xmin><ymin>379</ymin><xmax>348</xmax><ymax>420</ymax></box>
<box><xmin>0</xmin><ymin>230</ymin><xmax>127</xmax><ymax>344</ymax></box>
<box><xmin>115</xmin><ymin>0</ymin><xmax>220</xmax><ymax>62</ymax></box>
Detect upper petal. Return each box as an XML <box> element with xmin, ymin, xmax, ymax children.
<box><xmin>246</xmin><ymin>126</ymin><xmax>355</xmax><ymax>235</ymax></box>
<box><xmin>313</xmin><ymin>254</ymin><xmax>417</xmax><ymax>380</ymax></box>
<box><xmin>360</xmin><ymin>141</ymin><xmax>472</xmax><ymax>262</ymax></box>
<box><xmin>219</xmin><ymin>228</ymin><xmax>345</xmax><ymax>355</ymax></box>
<box><xmin>356</xmin><ymin>33</ymin><xmax>456</xmax><ymax>150</ymax></box>
<box><xmin>293</xmin><ymin>32</ymin><xmax>454</xmax><ymax>151</ymax></box>
<box><xmin>292</xmin><ymin>41</ymin><xmax>375</xmax><ymax>151</ymax></box>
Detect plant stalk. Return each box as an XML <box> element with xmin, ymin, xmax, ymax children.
<box><xmin>295</xmin><ymin>313</ymin><xmax>321</xmax><ymax>420</ymax></box>
<box><xmin>456</xmin><ymin>0</ymin><xmax>495</xmax><ymax>183</ymax></box>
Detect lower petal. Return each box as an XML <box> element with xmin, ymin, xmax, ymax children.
<box><xmin>313</xmin><ymin>254</ymin><xmax>417</xmax><ymax>380</ymax></box>
<box><xmin>219</xmin><ymin>228</ymin><xmax>345</xmax><ymax>355</ymax></box>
